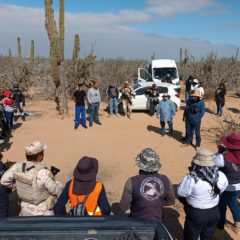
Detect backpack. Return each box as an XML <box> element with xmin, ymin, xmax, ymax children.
<box><xmin>70</xmin><ymin>194</ymin><xmax>89</xmax><ymax>216</ymax></box>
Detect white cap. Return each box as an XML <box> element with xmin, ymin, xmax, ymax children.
<box><xmin>193</xmin><ymin>79</ymin><xmax>199</xmax><ymax>84</ymax></box>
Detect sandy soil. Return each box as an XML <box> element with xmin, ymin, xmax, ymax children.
<box><xmin>1</xmin><ymin>94</ymin><xmax>240</xmax><ymax>240</ymax></box>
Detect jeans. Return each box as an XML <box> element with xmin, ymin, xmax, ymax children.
<box><xmin>160</xmin><ymin>120</ymin><xmax>173</xmax><ymax>136</ymax></box>
<box><xmin>184</xmin><ymin>205</ymin><xmax>220</xmax><ymax>240</ymax></box>
<box><xmin>217</xmin><ymin>190</ymin><xmax>240</xmax><ymax>229</ymax></box>
<box><xmin>108</xmin><ymin>98</ymin><xmax>118</xmax><ymax>115</ymax></box>
<box><xmin>4</xmin><ymin>111</ymin><xmax>14</xmax><ymax>132</ymax></box>
<box><xmin>216</xmin><ymin>103</ymin><xmax>223</xmax><ymax>115</ymax></box>
<box><xmin>75</xmin><ymin>106</ymin><xmax>86</xmax><ymax>128</ymax></box>
<box><xmin>185</xmin><ymin>92</ymin><xmax>190</xmax><ymax>102</ymax></box>
<box><xmin>88</xmin><ymin>103</ymin><xmax>100</xmax><ymax>124</ymax></box>
<box><xmin>186</xmin><ymin>120</ymin><xmax>201</xmax><ymax>147</ymax></box>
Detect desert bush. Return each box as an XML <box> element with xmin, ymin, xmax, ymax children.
<box><xmin>178</xmin><ymin>50</ymin><xmax>240</xmax><ymax>99</ymax></box>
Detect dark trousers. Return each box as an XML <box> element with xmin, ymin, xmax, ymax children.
<box><xmin>149</xmin><ymin>101</ymin><xmax>157</xmax><ymax>116</ymax></box>
<box><xmin>160</xmin><ymin>121</ymin><xmax>173</xmax><ymax>136</ymax></box>
<box><xmin>0</xmin><ymin>187</ymin><xmax>9</xmax><ymax>217</ymax></box>
<box><xmin>217</xmin><ymin>190</ymin><xmax>240</xmax><ymax>229</ymax></box>
<box><xmin>75</xmin><ymin>106</ymin><xmax>86</xmax><ymax>128</ymax></box>
<box><xmin>184</xmin><ymin>205</ymin><xmax>219</xmax><ymax>240</ymax></box>
<box><xmin>186</xmin><ymin>120</ymin><xmax>201</xmax><ymax>147</ymax></box>
<box><xmin>4</xmin><ymin>111</ymin><xmax>14</xmax><ymax>132</ymax></box>
<box><xmin>88</xmin><ymin>103</ymin><xmax>100</xmax><ymax>124</ymax></box>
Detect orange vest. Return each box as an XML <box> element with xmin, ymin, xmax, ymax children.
<box><xmin>69</xmin><ymin>180</ymin><xmax>103</xmax><ymax>216</ymax></box>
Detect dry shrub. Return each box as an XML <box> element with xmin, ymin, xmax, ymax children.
<box><xmin>215</xmin><ymin>111</ymin><xmax>240</xmax><ymax>144</ymax></box>
<box><xmin>178</xmin><ymin>51</ymin><xmax>240</xmax><ymax>99</ymax></box>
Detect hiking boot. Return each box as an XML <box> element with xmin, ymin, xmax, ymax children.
<box><xmin>89</xmin><ymin>122</ymin><xmax>93</xmax><ymax>127</ymax></box>
<box><xmin>74</xmin><ymin>126</ymin><xmax>78</xmax><ymax>130</ymax></box>
<box><xmin>212</xmin><ymin>228</ymin><xmax>225</xmax><ymax>240</ymax></box>
<box><xmin>83</xmin><ymin>125</ymin><xmax>88</xmax><ymax>129</ymax></box>
<box><xmin>233</xmin><ymin>222</ymin><xmax>240</xmax><ymax>236</ymax></box>
<box><xmin>95</xmin><ymin>122</ymin><xmax>102</xmax><ymax>125</ymax></box>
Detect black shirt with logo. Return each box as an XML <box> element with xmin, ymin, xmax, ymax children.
<box><xmin>74</xmin><ymin>90</ymin><xmax>86</xmax><ymax>106</ymax></box>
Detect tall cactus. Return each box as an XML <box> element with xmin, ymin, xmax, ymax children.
<box><xmin>72</xmin><ymin>34</ymin><xmax>80</xmax><ymax>62</ymax></box>
<box><xmin>8</xmin><ymin>48</ymin><xmax>12</xmax><ymax>60</ymax></box>
<box><xmin>59</xmin><ymin>0</ymin><xmax>64</xmax><ymax>61</ymax></box>
<box><xmin>180</xmin><ymin>48</ymin><xmax>183</xmax><ymax>65</ymax></box>
<box><xmin>30</xmin><ymin>40</ymin><xmax>35</xmax><ymax>64</ymax></box>
<box><xmin>184</xmin><ymin>49</ymin><xmax>188</xmax><ymax>65</ymax></box>
<box><xmin>44</xmin><ymin>0</ymin><xmax>61</xmax><ymax>87</ymax></box>
<box><xmin>17</xmin><ymin>37</ymin><xmax>22</xmax><ymax>61</ymax></box>
<box><xmin>44</xmin><ymin>0</ymin><xmax>68</xmax><ymax>115</ymax></box>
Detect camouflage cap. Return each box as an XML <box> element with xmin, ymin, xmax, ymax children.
<box><xmin>135</xmin><ymin>148</ymin><xmax>161</xmax><ymax>172</ymax></box>
<box><xmin>25</xmin><ymin>141</ymin><xmax>47</xmax><ymax>156</ymax></box>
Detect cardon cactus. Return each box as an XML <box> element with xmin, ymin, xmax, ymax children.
<box><xmin>185</xmin><ymin>49</ymin><xmax>188</xmax><ymax>65</ymax></box>
<box><xmin>59</xmin><ymin>0</ymin><xmax>64</xmax><ymax>61</ymax></box>
<box><xmin>30</xmin><ymin>40</ymin><xmax>35</xmax><ymax>64</ymax></box>
<box><xmin>17</xmin><ymin>37</ymin><xmax>22</xmax><ymax>61</ymax></box>
<box><xmin>8</xmin><ymin>48</ymin><xmax>12</xmax><ymax>62</ymax></box>
<box><xmin>72</xmin><ymin>34</ymin><xmax>80</xmax><ymax>62</ymax></box>
<box><xmin>44</xmin><ymin>0</ymin><xmax>61</xmax><ymax>87</ymax></box>
<box><xmin>180</xmin><ymin>48</ymin><xmax>183</xmax><ymax>65</ymax></box>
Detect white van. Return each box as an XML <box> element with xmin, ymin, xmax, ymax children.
<box><xmin>137</xmin><ymin>59</ymin><xmax>181</xmax><ymax>93</ymax></box>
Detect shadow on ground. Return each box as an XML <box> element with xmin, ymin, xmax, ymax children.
<box><xmin>147</xmin><ymin>125</ymin><xmax>183</xmax><ymax>143</ymax></box>
<box><xmin>228</xmin><ymin>108</ymin><xmax>240</xmax><ymax>114</ymax></box>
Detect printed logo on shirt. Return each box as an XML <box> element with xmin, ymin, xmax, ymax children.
<box><xmin>140</xmin><ymin>177</ymin><xmax>164</xmax><ymax>201</ymax></box>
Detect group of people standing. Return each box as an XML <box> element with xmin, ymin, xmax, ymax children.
<box><xmin>0</xmin><ymin>84</ymin><xmax>25</xmax><ymax>143</ymax></box>
<box><xmin>0</xmin><ymin>132</ymin><xmax>239</xmax><ymax>240</ymax></box>
<box><xmin>73</xmin><ymin>80</ymin><xmax>136</xmax><ymax>130</ymax></box>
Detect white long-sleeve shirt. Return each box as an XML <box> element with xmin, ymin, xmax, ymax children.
<box><xmin>178</xmin><ymin>171</ymin><xmax>228</xmax><ymax>209</ymax></box>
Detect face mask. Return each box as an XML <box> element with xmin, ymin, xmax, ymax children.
<box><xmin>192</xmin><ymin>97</ymin><xmax>198</xmax><ymax>101</ymax></box>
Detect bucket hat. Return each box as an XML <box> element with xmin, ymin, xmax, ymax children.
<box><xmin>192</xmin><ymin>148</ymin><xmax>215</xmax><ymax>167</ymax></box>
<box><xmin>135</xmin><ymin>148</ymin><xmax>161</xmax><ymax>172</ymax></box>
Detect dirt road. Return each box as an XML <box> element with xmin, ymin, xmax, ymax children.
<box><xmin>1</xmin><ymin>95</ymin><xmax>239</xmax><ymax>240</ymax></box>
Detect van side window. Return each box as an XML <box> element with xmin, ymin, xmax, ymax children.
<box><xmin>135</xmin><ymin>87</ymin><xmax>149</xmax><ymax>95</ymax></box>
<box><xmin>157</xmin><ymin>87</ymin><xmax>168</xmax><ymax>94</ymax></box>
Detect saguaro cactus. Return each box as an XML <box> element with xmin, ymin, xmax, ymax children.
<box><xmin>180</xmin><ymin>48</ymin><xmax>183</xmax><ymax>65</ymax></box>
<box><xmin>59</xmin><ymin>0</ymin><xmax>64</xmax><ymax>61</ymax></box>
<box><xmin>184</xmin><ymin>49</ymin><xmax>188</xmax><ymax>65</ymax></box>
<box><xmin>72</xmin><ymin>34</ymin><xmax>80</xmax><ymax>62</ymax></box>
<box><xmin>30</xmin><ymin>40</ymin><xmax>35</xmax><ymax>64</ymax></box>
<box><xmin>17</xmin><ymin>37</ymin><xmax>22</xmax><ymax>61</ymax></box>
<box><xmin>44</xmin><ymin>0</ymin><xmax>68</xmax><ymax>115</ymax></box>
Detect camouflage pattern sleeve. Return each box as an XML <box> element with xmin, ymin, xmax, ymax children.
<box><xmin>37</xmin><ymin>169</ymin><xmax>63</xmax><ymax>197</ymax></box>
<box><xmin>0</xmin><ymin>164</ymin><xmax>17</xmax><ymax>189</ymax></box>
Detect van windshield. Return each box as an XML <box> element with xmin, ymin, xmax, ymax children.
<box><xmin>153</xmin><ymin>68</ymin><xmax>178</xmax><ymax>80</ymax></box>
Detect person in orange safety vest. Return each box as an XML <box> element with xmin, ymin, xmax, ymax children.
<box><xmin>55</xmin><ymin>156</ymin><xmax>111</xmax><ymax>216</ymax></box>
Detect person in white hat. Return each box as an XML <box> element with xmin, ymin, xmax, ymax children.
<box><xmin>178</xmin><ymin>148</ymin><xmax>228</xmax><ymax>240</ymax></box>
<box><xmin>1</xmin><ymin>141</ymin><xmax>63</xmax><ymax>216</ymax></box>
<box><xmin>184</xmin><ymin>91</ymin><xmax>205</xmax><ymax>149</ymax></box>
<box><xmin>191</xmin><ymin>79</ymin><xmax>199</xmax><ymax>92</ymax></box>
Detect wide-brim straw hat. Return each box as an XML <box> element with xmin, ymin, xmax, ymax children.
<box><xmin>190</xmin><ymin>91</ymin><xmax>202</xmax><ymax>98</ymax></box>
<box><xmin>192</xmin><ymin>148</ymin><xmax>215</xmax><ymax>167</ymax></box>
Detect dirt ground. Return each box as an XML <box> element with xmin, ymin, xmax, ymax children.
<box><xmin>1</xmin><ymin>94</ymin><xmax>240</xmax><ymax>240</ymax></box>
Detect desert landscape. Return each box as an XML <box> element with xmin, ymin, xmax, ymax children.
<box><xmin>1</xmin><ymin>93</ymin><xmax>239</xmax><ymax>240</ymax></box>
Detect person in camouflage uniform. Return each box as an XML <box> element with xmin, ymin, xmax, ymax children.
<box><xmin>116</xmin><ymin>148</ymin><xmax>175</xmax><ymax>221</ymax></box>
<box><xmin>1</xmin><ymin>141</ymin><xmax>63</xmax><ymax>216</ymax></box>
<box><xmin>120</xmin><ymin>81</ymin><xmax>135</xmax><ymax>119</ymax></box>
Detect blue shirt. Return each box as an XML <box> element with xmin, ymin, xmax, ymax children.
<box><xmin>186</xmin><ymin>99</ymin><xmax>205</xmax><ymax>123</ymax></box>
<box><xmin>156</xmin><ymin>99</ymin><xmax>176</xmax><ymax>122</ymax></box>
<box><xmin>55</xmin><ymin>180</ymin><xmax>111</xmax><ymax>216</ymax></box>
